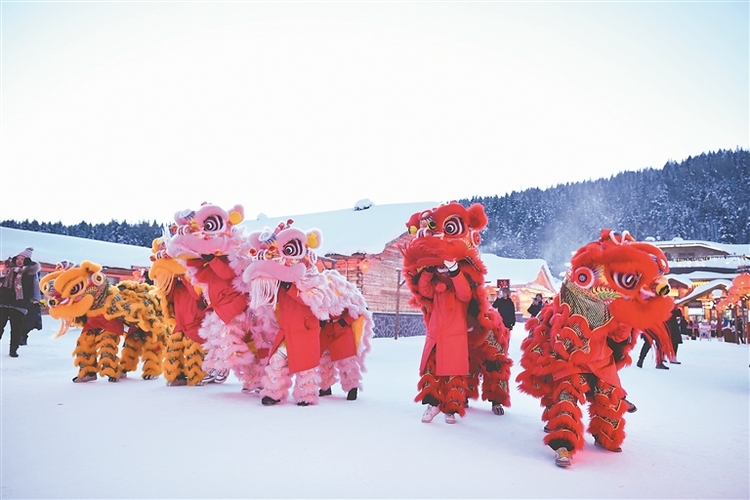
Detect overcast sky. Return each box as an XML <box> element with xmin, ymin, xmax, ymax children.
<box><xmin>2</xmin><ymin>1</ymin><xmax>748</xmax><ymax>224</ymax></box>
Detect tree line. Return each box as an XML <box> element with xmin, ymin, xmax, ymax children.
<box><xmin>462</xmin><ymin>148</ymin><xmax>749</xmax><ymax>276</ymax></box>
<box><xmin>0</xmin><ymin>219</ymin><xmax>163</xmax><ymax>247</ymax></box>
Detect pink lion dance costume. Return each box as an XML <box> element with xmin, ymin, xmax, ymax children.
<box><xmin>401</xmin><ymin>202</ymin><xmax>513</xmax><ymax>424</ymax></box>
<box><xmin>165</xmin><ymin>203</ymin><xmax>265</xmax><ymax>392</ymax></box>
<box><xmin>517</xmin><ymin>229</ymin><xmax>675</xmax><ymax>468</ymax></box>
<box><xmin>242</xmin><ymin>220</ymin><xmax>373</xmax><ymax>406</ymax></box>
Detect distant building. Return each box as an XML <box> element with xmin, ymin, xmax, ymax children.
<box><xmin>652</xmin><ymin>238</ymin><xmax>749</xmax><ymax>332</ymax></box>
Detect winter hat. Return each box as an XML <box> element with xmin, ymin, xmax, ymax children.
<box><xmin>18</xmin><ymin>247</ymin><xmax>33</xmax><ymax>259</ymax></box>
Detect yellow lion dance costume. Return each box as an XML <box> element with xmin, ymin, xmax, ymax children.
<box><xmin>42</xmin><ymin>261</ymin><xmax>169</xmax><ymax>383</ymax></box>
<box><xmin>148</xmin><ymin>238</ymin><xmax>208</xmax><ymax>386</ymax></box>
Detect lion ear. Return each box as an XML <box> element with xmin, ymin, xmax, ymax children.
<box><xmin>306</xmin><ymin>229</ymin><xmax>323</xmax><ymax>250</ymax></box>
<box><xmin>467</xmin><ymin>203</ymin><xmax>488</xmax><ymax>230</ymax></box>
<box><xmin>228</xmin><ymin>205</ymin><xmax>244</xmax><ymax>225</ymax></box>
<box><xmin>80</xmin><ymin>261</ymin><xmax>102</xmax><ymax>273</ymax></box>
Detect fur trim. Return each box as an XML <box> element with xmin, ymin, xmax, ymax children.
<box><xmin>291</xmin><ymin>367</ymin><xmax>321</xmax><ymax>405</ymax></box>
<box><xmin>261</xmin><ymin>349</ymin><xmax>292</xmax><ymax>402</ymax></box>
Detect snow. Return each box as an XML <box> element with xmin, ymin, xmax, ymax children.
<box><xmin>240</xmin><ymin>201</ymin><xmax>438</xmax><ymax>256</ymax></box>
<box><xmin>0</xmin><ymin>227</ymin><xmax>152</xmax><ymax>269</ymax></box>
<box><xmin>2</xmin><ymin>320</ymin><xmax>748</xmax><ymax>499</ymax></box>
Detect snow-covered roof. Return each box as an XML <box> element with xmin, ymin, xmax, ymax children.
<box><xmin>652</xmin><ymin>238</ymin><xmax>749</xmax><ymax>256</ymax></box>
<box><xmin>241</xmin><ymin>201</ymin><xmax>438</xmax><ymax>256</ymax></box>
<box><xmin>675</xmin><ymin>279</ymin><xmax>734</xmax><ymax>305</ymax></box>
<box><xmin>0</xmin><ymin>227</ymin><xmax>152</xmax><ymax>269</ymax></box>
<box><xmin>481</xmin><ymin>254</ymin><xmax>559</xmax><ymax>292</ymax></box>
<box><xmin>666</xmin><ymin>275</ymin><xmax>694</xmax><ymax>288</ymax></box>
<box><xmin>667</xmin><ymin>270</ymin><xmax>739</xmax><ymax>283</ymax></box>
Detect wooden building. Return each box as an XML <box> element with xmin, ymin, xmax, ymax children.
<box><xmin>651</xmin><ymin>238</ymin><xmax>750</xmax><ymax>339</ymax></box>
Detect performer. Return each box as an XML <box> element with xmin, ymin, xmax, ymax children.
<box><xmin>166</xmin><ymin>202</ymin><xmax>268</xmax><ymax>391</ymax></box>
<box><xmin>243</xmin><ymin>221</ymin><xmax>373</xmax><ymax>406</ymax></box>
<box><xmin>148</xmin><ymin>237</ymin><xmax>209</xmax><ymax>386</ymax></box>
<box><xmin>401</xmin><ymin>202</ymin><xmax>512</xmax><ymax>424</ymax></box>
<box><xmin>243</xmin><ymin>222</ymin><xmax>325</xmax><ymax>406</ymax></box>
<box><xmin>517</xmin><ymin>230</ymin><xmax>675</xmax><ymax>467</ymax></box>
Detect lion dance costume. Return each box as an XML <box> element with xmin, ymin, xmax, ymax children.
<box><xmin>401</xmin><ymin>202</ymin><xmax>512</xmax><ymax>424</ymax></box>
<box><xmin>148</xmin><ymin>237</ymin><xmax>209</xmax><ymax>386</ymax></box>
<box><xmin>242</xmin><ymin>220</ymin><xmax>373</xmax><ymax>406</ymax></box>
<box><xmin>42</xmin><ymin>261</ymin><xmax>168</xmax><ymax>383</ymax></box>
<box><xmin>165</xmin><ymin>202</ymin><xmax>265</xmax><ymax>391</ymax></box>
<box><xmin>517</xmin><ymin>229</ymin><xmax>675</xmax><ymax>467</ymax></box>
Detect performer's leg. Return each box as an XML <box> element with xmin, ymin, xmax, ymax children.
<box><xmin>260</xmin><ymin>348</ymin><xmax>292</xmax><ymax>404</ymax></box>
<box><xmin>474</xmin><ymin>330</ymin><xmax>512</xmax><ymax>409</ymax></box>
<box><xmin>334</xmin><ymin>356</ymin><xmax>362</xmax><ymax>400</ymax></box>
<box><xmin>97</xmin><ymin>331</ymin><xmax>122</xmax><ymax>381</ymax></box>
<box><xmin>291</xmin><ymin>367</ymin><xmax>321</xmax><ymax>406</ymax></box>
<box><xmin>73</xmin><ymin>331</ymin><xmax>99</xmax><ymax>382</ymax></box>
<box><xmin>141</xmin><ymin>331</ymin><xmax>163</xmax><ymax>380</ymax></box>
<box><xmin>544</xmin><ymin>374</ymin><xmax>589</xmax><ymax>454</ymax></box>
<box><xmin>415</xmin><ymin>349</ymin><xmax>440</xmax><ymax>405</ymax></box>
<box><xmin>184</xmin><ymin>340</ymin><xmax>207</xmax><ymax>386</ymax></box>
<box><xmin>120</xmin><ymin>334</ymin><xmax>143</xmax><ymax>375</ymax></box>
<box><xmin>587</xmin><ymin>378</ymin><xmax>627</xmax><ymax>452</ymax></box>
<box><xmin>636</xmin><ymin>338</ymin><xmax>650</xmax><ymax>367</ymax></box>
<box><xmin>164</xmin><ymin>331</ymin><xmax>186</xmax><ymax>385</ymax></box>
<box><xmin>317</xmin><ymin>351</ymin><xmax>336</xmax><ymax>395</ymax></box>
<box><xmin>438</xmin><ymin>374</ymin><xmax>469</xmax><ymax>417</ymax></box>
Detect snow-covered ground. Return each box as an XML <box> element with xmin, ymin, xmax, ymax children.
<box><xmin>1</xmin><ymin>321</ymin><xmax>748</xmax><ymax>499</ymax></box>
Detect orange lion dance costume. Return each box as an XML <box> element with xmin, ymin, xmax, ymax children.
<box><xmin>401</xmin><ymin>202</ymin><xmax>512</xmax><ymax>424</ymax></box>
<box><xmin>517</xmin><ymin>229</ymin><xmax>675</xmax><ymax>468</ymax></box>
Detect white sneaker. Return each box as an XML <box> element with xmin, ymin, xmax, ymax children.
<box><xmin>555</xmin><ymin>448</ymin><xmax>572</xmax><ymax>468</ymax></box>
<box><xmin>421</xmin><ymin>405</ymin><xmax>441</xmax><ymax>423</ymax></box>
<box><xmin>444</xmin><ymin>413</ymin><xmax>456</xmax><ymax>424</ymax></box>
<box><xmin>214</xmin><ymin>370</ymin><xmax>230</xmax><ymax>383</ymax></box>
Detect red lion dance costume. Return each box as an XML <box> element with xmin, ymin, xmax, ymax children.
<box><xmin>401</xmin><ymin>202</ymin><xmax>512</xmax><ymax>424</ymax></box>
<box><xmin>517</xmin><ymin>229</ymin><xmax>674</xmax><ymax>468</ymax></box>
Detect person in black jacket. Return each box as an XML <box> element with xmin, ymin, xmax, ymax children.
<box><xmin>492</xmin><ymin>288</ymin><xmax>516</xmax><ymax>330</ymax></box>
<box><xmin>668</xmin><ymin>308</ymin><xmax>687</xmax><ymax>364</ymax></box>
<box><xmin>0</xmin><ymin>247</ymin><xmax>41</xmax><ymax>357</ymax></box>
<box><xmin>527</xmin><ymin>293</ymin><xmax>544</xmax><ymax>318</ymax></box>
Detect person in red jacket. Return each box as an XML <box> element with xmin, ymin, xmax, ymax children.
<box><xmin>402</xmin><ymin>202</ymin><xmax>513</xmax><ymax>424</ymax></box>
<box><xmin>415</xmin><ymin>260</ymin><xmax>473</xmax><ymax>423</ymax></box>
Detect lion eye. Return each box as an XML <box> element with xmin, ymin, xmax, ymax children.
<box><xmin>443</xmin><ymin>216</ymin><xmax>465</xmax><ymax>236</ymax></box>
<box><xmin>282</xmin><ymin>239</ymin><xmax>304</xmax><ymax>257</ymax></box>
<box><xmin>613</xmin><ymin>272</ymin><xmax>639</xmax><ymax>290</ymax></box>
<box><xmin>70</xmin><ymin>281</ymin><xmax>84</xmax><ymax>295</ymax></box>
<box><xmin>203</xmin><ymin>215</ymin><xmax>224</xmax><ymax>232</ymax></box>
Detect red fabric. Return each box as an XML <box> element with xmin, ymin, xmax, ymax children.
<box><xmin>186</xmin><ymin>256</ymin><xmax>246</xmax><ymax>324</ymax></box>
<box><xmin>320</xmin><ymin>311</ymin><xmax>357</xmax><ymax>361</ymax></box>
<box><xmin>271</xmin><ymin>283</ymin><xmax>321</xmax><ymax>374</ymax></box>
<box><xmin>171</xmin><ymin>278</ymin><xmax>207</xmax><ymax>344</ymax></box>
<box><xmin>84</xmin><ymin>315</ymin><xmax>125</xmax><ymax>335</ymax></box>
<box><xmin>417</xmin><ymin>269</ymin><xmax>472</xmax><ymax>376</ymax></box>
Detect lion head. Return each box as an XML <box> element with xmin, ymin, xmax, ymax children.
<box><xmin>243</xmin><ymin>220</ymin><xmax>322</xmax><ymax>284</ymax></box>
<box><xmin>165</xmin><ymin>202</ymin><xmax>245</xmax><ymax>260</ymax></box>
<box><xmin>402</xmin><ymin>201</ymin><xmax>487</xmax><ymax>273</ymax></box>
<box><xmin>45</xmin><ymin>261</ymin><xmax>109</xmax><ymax>320</ymax></box>
<box><xmin>563</xmin><ymin>229</ymin><xmax>673</xmax><ymax>331</ymax></box>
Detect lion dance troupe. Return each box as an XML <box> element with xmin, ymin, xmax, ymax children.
<box><xmin>39</xmin><ymin>201</ymin><xmax>675</xmax><ymax>468</ymax></box>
